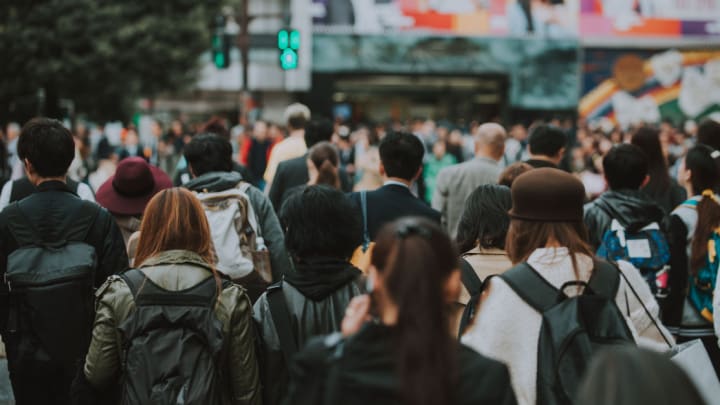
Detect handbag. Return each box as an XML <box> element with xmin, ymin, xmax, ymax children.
<box><xmin>668</xmin><ymin>339</ymin><xmax>720</xmax><ymax>405</ymax></box>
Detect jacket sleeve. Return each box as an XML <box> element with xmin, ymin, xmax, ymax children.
<box><xmin>84</xmin><ymin>277</ymin><xmax>133</xmax><ymax>389</ymax></box>
<box><xmin>248</xmin><ymin>186</ymin><xmax>293</xmax><ymax>280</ymax></box>
<box><xmin>267</xmin><ymin>163</ymin><xmax>286</xmax><ymax>211</ymax></box>
<box><xmin>94</xmin><ymin>210</ymin><xmax>129</xmax><ymax>287</ymax></box>
<box><xmin>664</xmin><ymin>214</ymin><xmax>688</xmax><ymax>326</ymax></box>
<box><xmin>583</xmin><ymin>203</ymin><xmax>602</xmax><ymax>251</ymax></box>
<box><xmin>226</xmin><ymin>287</ymin><xmax>263</xmax><ymax>405</ymax></box>
<box><xmin>253</xmin><ymin>295</ymin><xmax>286</xmax><ymax>405</ymax></box>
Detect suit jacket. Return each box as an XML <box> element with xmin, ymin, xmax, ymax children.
<box><xmin>350</xmin><ymin>184</ymin><xmax>441</xmax><ymax>241</ymax></box>
<box><xmin>432</xmin><ymin>157</ymin><xmax>501</xmax><ymax>238</ymax></box>
<box><xmin>269</xmin><ymin>155</ymin><xmax>352</xmax><ymax>212</ymax></box>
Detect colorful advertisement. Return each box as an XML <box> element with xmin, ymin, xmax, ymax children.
<box><xmin>580</xmin><ymin>49</ymin><xmax>720</xmax><ymax>127</ymax></box>
<box><xmin>312</xmin><ymin>0</ymin><xmax>579</xmax><ymax>37</ymax></box>
<box><xmin>580</xmin><ymin>0</ymin><xmax>720</xmax><ymax>37</ymax></box>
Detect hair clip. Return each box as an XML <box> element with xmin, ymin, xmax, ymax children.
<box><xmin>396</xmin><ymin>223</ymin><xmax>432</xmax><ymax>240</ymax></box>
<box><xmin>702</xmin><ymin>189</ymin><xmax>720</xmax><ymax>204</ymax></box>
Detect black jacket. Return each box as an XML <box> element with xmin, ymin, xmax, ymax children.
<box><xmin>642</xmin><ymin>177</ymin><xmax>687</xmax><ymax>215</ymax></box>
<box><xmin>349</xmin><ymin>184</ymin><xmax>441</xmax><ymax>241</ymax></box>
<box><xmin>583</xmin><ymin>189</ymin><xmax>667</xmax><ymax>250</ymax></box>
<box><xmin>284</xmin><ymin>323</ymin><xmax>517</xmax><ymax>405</ymax></box>
<box><xmin>268</xmin><ymin>155</ymin><xmax>352</xmax><ymax>212</ymax></box>
<box><xmin>253</xmin><ymin>258</ymin><xmax>363</xmax><ymax>405</ymax></box>
<box><xmin>0</xmin><ymin>181</ymin><xmax>128</xmax><ymax>401</ymax></box>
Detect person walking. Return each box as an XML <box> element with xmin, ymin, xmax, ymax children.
<box><xmin>462</xmin><ymin>168</ymin><xmax>673</xmax><ymax>405</ymax></box>
<box><xmin>253</xmin><ymin>186</ymin><xmax>363</xmax><ymax>405</ymax></box>
<box><xmin>0</xmin><ymin>118</ymin><xmax>127</xmax><ymax>405</ymax></box>
<box><xmin>80</xmin><ymin>188</ymin><xmax>261</xmax><ymax>404</ymax></box>
<box><xmin>524</xmin><ymin>124</ymin><xmax>566</xmax><ymax>169</ymax></box>
<box><xmin>432</xmin><ymin>123</ymin><xmax>505</xmax><ymax>237</ymax></box>
<box><xmin>284</xmin><ymin>218</ymin><xmax>517</xmax><ymax>405</ymax></box>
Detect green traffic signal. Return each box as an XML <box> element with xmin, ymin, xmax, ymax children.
<box><xmin>212</xmin><ymin>33</ymin><xmax>230</xmax><ymax>69</ymax></box>
<box><xmin>289</xmin><ymin>30</ymin><xmax>300</xmax><ymax>50</ymax></box>
<box><xmin>280</xmin><ymin>48</ymin><xmax>298</xmax><ymax>70</ymax></box>
<box><xmin>277</xmin><ymin>30</ymin><xmax>289</xmax><ymax>50</ymax></box>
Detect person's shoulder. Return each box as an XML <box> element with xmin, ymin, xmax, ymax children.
<box><xmin>457</xmin><ymin>344</ymin><xmax>513</xmax><ymax>399</ymax></box>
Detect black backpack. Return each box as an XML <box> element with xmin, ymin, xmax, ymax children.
<box><xmin>500</xmin><ymin>260</ymin><xmax>635</xmax><ymax>405</ymax></box>
<box><xmin>4</xmin><ymin>201</ymin><xmax>99</xmax><ymax>370</ymax></box>
<box><xmin>118</xmin><ymin>269</ymin><xmax>229</xmax><ymax>405</ymax></box>
<box><xmin>458</xmin><ymin>257</ymin><xmax>483</xmax><ymax>338</ymax></box>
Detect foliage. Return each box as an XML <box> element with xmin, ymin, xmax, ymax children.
<box><xmin>0</xmin><ymin>0</ymin><xmax>222</xmax><ymax>123</ymax></box>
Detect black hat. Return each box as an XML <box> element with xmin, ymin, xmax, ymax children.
<box><xmin>508</xmin><ymin>168</ymin><xmax>585</xmax><ymax>222</ymax></box>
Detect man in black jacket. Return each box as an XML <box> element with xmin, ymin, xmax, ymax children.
<box><xmin>0</xmin><ymin>118</ymin><xmax>128</xmax><ymax>405</ymax></box>
<box><xmin>583</xmin><ymin>144</ymin><xmax>666</xmax><ymax>250</ymax></box>
<box><xmin>268</xmin><ymin>119</ymin><xmax>351</xmax><ymax>211</ymax></box>
<box><xmin>524</xmin><ymin>124</ymin><xmax>566</xmax><ymax>169</ymax></box>
<box><xmin>349</xmin><ymin>132</ymin><xmax>440</xmax><ymax>241</ymax></box>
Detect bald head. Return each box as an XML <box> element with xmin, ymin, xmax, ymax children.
<box><xmin>475</xmin><ymin>123</ymin><xmax>506</xmax><ymax>160</ymax></box>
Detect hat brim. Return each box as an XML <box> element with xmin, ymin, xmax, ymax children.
<box><xmin>96</xmin><ymin>165</ymin><xmax>173</xmax><ymax>216</ymax></box>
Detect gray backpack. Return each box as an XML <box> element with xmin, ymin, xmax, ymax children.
<box><xmin>4</xmin><ymin>201</ymin><xmax>99</xmax><ymax>369</ymax></box>
<box><xmin>118</xmin><ymin>269</ymin><xmax>229</xmax><ymax>405</ymax></box>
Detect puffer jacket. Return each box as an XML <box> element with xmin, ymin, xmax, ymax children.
<box><xmin>83</xmin><ymin>250</ymin><xmax>262</xmax><ymax>405</ymax></box>
<box><xmin>253</xmin><ymin>258</ymin><xmax>363</xmax><ymax>405</ymax></box>
<box><xmin>583</xmin><ymin>189</ymin><xmax>667</xmax><ymax>250</ymax></box>
<box><xmin>185</xmin><ymin>171</ymin><xmax>294</xmax><ymax>280</ymax></box>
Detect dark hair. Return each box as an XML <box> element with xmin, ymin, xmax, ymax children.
<box><xmin>506</xmin><ymin>219</ymin><xmax>592</xmax><ymax>278</ymax></box>
<box><xmin>577</xmin><ymin>347</ymin><xmax>706</xmax><ymax>405</ymax></box>
<box><xmin>631</xmin><ymin>127</ymin><xmax>670</xmax><ymax>193</ymax></box>
<box><xmin>18</xmin><ymin>117</ymin><xmax>75</xmax><ymax>178</ymax></box>
<box><xmin>371</xmin><ymin>218</ymin><xmax>458</xmax><ymax>405</ymax></box>
<box><xmin>184</xmin><ymin>134</ymin><xmax>233</xmax><ymax>176</ymax></box>
<box><xmin>685</xmin><ymin>145</ymin><xmax>720</xmax><ymax>275</ymax></box>
<box><xmin>602</xmin><ymin>144</ymin><xmax>649</xmax><ymax>190</ymax></box>
<box><xmin>528</xmin><ymin>124</ymin><xmax>566</xmax><ymax>158</ymax></box>
<box><xmin>305</xmin><ymin>118</ymin><xmax>334</xmax><ymax>148</ymax></box>
<box><xmin>698</xmin><ymin>119</ymin><xmax>720</xmax><ymax>151</ymax></box>
<box><xmin>280</xmin><ymin>185</ymin><xmax>361</xmax><ymax>259</ymax></box>
<box><xmin>308</xmin><ymin>142</ymin><xmax>340</xmax><ymax>188</ymax></box>
<box><xmin>499</xmin><ymin>162</ymin><xmax>533</xmax><ymax>188</ymax></box>
<box><xmin>456</xmin><ymin>184</ymin><xmax>512</xmax><ymax>253</ymax></box>
<box><xmin>379</xmin><ymin>132</ymin><xmax>425</xmax><ymax>181</ymax></box>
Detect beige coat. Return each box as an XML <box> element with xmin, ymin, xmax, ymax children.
<box><xmin>462</xmin><ymin>248</ymin><xmax>674</xmax><ymax>405</ymax></box>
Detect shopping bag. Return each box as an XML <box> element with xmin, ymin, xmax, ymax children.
<box><xmin>669</xmin><ymin>339</ymin><xmax>720</xmax><ymax>405</ymax></box>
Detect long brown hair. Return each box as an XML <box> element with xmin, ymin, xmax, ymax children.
<box><xmin>308</xmin><ymin>141</ymin><xmax>340</xmax><ymax>188</ymax></box>
<box><xmin>134</xmin><ymin>188</ymin><xmax>221</xmax><ymax>290</ymax></box>
<box><xmin>371</xmin><ymin>218</ymin><xmax>458</xmax><ymax>405</ymax></box>
<box><xmin>686</xmin><ymin>145</ymin><xmax>720</xmax><ymax>275</ymax></box>
<box><xmin>506</xmin><ymin>219</ymin><xmax>593</xmax><ymax>278</ymax></box>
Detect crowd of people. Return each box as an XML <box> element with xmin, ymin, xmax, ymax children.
<box><xmin>0</xmin><ymin>106</ymin><xmax>718</xmax><ymax>405</ymax></box>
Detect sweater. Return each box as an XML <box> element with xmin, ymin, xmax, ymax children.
<box><xmin>461</xmin><ymin>247</ymin><xmax>674</xmax><ymax>405</ymax></box>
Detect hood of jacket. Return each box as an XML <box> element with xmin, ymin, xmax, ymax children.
<box><xmin>591</xmin><ymin>189</ymin><xmax>665</xmax><ymax>230</ymax></box>
<box><xmin>285</xmin><ymin>258</ymin><xmax>362</xmax><ymax>301</ymax></box>
<box><xmin>184</xmin><ymin>171</ymin><xmax>244</xmax><ymax>193</ymax></box>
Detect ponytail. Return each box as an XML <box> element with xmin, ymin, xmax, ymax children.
<box><xmin>315</xmin><ymin>159</ymin><xmax>340</xmax><ymax>188</ymax></box>
<box><xmin>372</xmin><ymin>219</ymin><xmax>458</xmax><ymax>405</ymax></box>
<box><xmin>690</xmin><ymin>190</ymin><xmax>720</xmax><ymax>275</ymax></box>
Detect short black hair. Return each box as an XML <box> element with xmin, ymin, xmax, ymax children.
<box><xmin>698</xmin><ymin>119</ymin><xmax>720</xmax><ymax>151</ymax></box>
<box><xmin>184</xmin><ymin>134</ymin><xmax>233</xmax><ymax>176</ymax></box>
<box><xmin>379</xmin><ymin>132</ymin><xmax>425</xmax><ymax>181</ymax></box>
<box><xmin>305</xmin><ymin>118</ymin><xmax>334</xmax><ymax>148</ymax></box>
<box><xmin>603</xmin><ymin>144</ymin><xmax>648</xmax><ymax>190</ymax></box>
<box><xmin>280</xmin><ymin>185</ymin><xmax>361</xmax><ymax>259</ymax></box>
<box><xmin>528</xmin><ymin>124</ymin><xmax>567</xmax><ymax>157</ymax></box>
<box><xmin>18</xmin><ymin>117</ymin><xmax>75</xmax><ymax>178</ymax></box>
<box><xmin>456</xmin><ymin>184</ymin><xmax>512</xmax><ymax>254</ymax></box>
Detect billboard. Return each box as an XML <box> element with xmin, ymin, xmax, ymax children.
<box><xmin>580</xmin><ymin>49</ymin><xmax>720</xmax><ymax>128</ymax></box>
<box><xmin>580</xmin><ymin>0</ymin><xmax>720</xmax><ymax>37</ymax></box>
<box><xmin>312</xmin><ymin>0</ymin><xmax>579</xmax><ymax>37</ymax></box>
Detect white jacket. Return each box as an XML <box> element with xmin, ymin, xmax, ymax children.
<box><xmin>462</xmin><ymin>247</ymin><xmax>674</xmax><ymax>405</ymax></box>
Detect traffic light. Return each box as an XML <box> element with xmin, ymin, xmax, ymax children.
<box><xmin>212</xmin><ymin>33</ymin><xmax>231</xmax><ymax>69</ymax></box>
<box><xmin>277</xmin><ymin>29</ymin><xmax>299</xmax><ymax>70</ymax></box>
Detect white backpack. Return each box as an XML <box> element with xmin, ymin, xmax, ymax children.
<box><xmin>194</xmin><ymin>183</ymin><xmax>272</xmax><ymax>283</ymax></box>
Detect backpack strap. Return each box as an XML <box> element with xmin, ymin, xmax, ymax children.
<box><xmin>360</xmin><ymin>191</ymin><xmax>370</xmax><ymax>251</ymax></box>
<box><xmin>587</xmin><ymin>260</ymin><xmax>621</xmax><ymax>299</ymax></box>
<box><xmin>6</xmin><ymin>199</ymin><xmax>100</xmax><ymax>248</ymax></box>
<box><xmin>500</xmin><ymin>263</ymin><xmax>559</xmax><ymax>313</ymax></box>
<box><xmin>267</xmin><ymin>282</ymin><xmax>298</xmax><ymax>365</ymax></box>
<box><xmin>460</xmin><ymin>257</ymin><xmax>482</xmax><ymax>296</ymax></box>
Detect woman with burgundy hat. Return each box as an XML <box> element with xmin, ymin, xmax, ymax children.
<box><xmin>95</xmin><ymin>157</ymin><xmax>173</xmax><ymax>259</ymax></box>
<box><xmin>461</xmin><ymin>168</ymin><xmax>673</xmax><ymax>405</ymax></box>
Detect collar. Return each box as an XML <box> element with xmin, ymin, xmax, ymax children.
<box><xmin>474</xmin><ymin>156</ymin><xmax>500</xmax><ymax>165</ymax></box>
<box><xmin>383</xmin><ymin>180</ymin><xmax>410</xmax><ymax>189</ymax></box>
<box><xmin>138</xmin><ymin>250</ymin><xmax>213</xmax><ymax>271</ymax></box>
<box><xmin>37</xmin><ymin>180</ymin><xmax>71</xmax><ymax>193</ymax></box>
